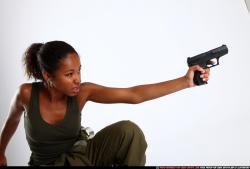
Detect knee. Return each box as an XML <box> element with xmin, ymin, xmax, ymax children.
<box><xmin>115</xmin><ymin>120</ymin><xmax>141</xmax><ymax>134</ymax></box>
<box><xmin>115</xmin><ymin>120</ymin><xmax>147</xmax><ymax>148</ymax></box>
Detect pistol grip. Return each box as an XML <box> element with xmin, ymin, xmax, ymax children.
<box><xmin>194</xmin><ymin>71</ymin><xmax>207</xmax><ymax>86</ymax></box>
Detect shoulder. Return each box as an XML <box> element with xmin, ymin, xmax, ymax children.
<box><xmin>79</xmin><ymin>82</ymin><xmax>104</xmax><ymax>97</ymax></box>
<box><xmin>8</xmin><ymin>83</ymin><xmax>33</xmax><ymax>113</ymax></box>
<box><xmin>77</xmin><ymin>82</ymin><xmax>95</xmax><ymax>101</ymax></box>
<box><xmin>18</xmin><ymin>83</ymin><xmax>33</xmax><ymax>109</ymax></box>
<box><xmin>76</xmin><ymin>82</ymin><xmax>99</xmax><ymax>110</ymax></box>
<box><xmin>80</xmin><ymin>82</ymin><xmax>98</xmax><ymax>89</ymax></box>
<box><xmin>19</xmin><ymin>83</ymin><xmax>32</xmax><ymax>98</ymax></box>
<box><xmin>80</xmin><ymin>82</ymin><xmax>104</xmax><ymax>91</ymax></box>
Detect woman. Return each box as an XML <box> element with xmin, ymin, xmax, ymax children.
<box><xmin>0</xmin><ymin>41</ymin><xmax>210</xmax><ymax>166</ymax></box>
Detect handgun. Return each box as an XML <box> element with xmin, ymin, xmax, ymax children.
<box><xmin>187</xmin><ymin>45</ymin><xmax>228</xmax><ymax>86</ymax></box>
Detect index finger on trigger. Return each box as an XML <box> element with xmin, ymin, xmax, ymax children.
<box><xmin>196</xmin><ymin>65</ymin><xmax>205</xmax><ymax>73</ymax></box>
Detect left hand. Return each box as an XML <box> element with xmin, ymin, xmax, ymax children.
<box><xmin>184</xmin><ymin>65</ymin><xmax>211</xmax><ymax>88</ymax></box>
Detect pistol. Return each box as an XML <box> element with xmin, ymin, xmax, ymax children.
<box><xmin>187</xmin><ymin>45</ymin><xmax>228</xmax><ymax>86</ymax></box>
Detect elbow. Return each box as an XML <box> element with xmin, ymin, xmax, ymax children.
<box><xmin>131</xmin><ymin>95</ymin><xmax>144</xmax><ymax>104</ymax></box>
<box><xmin>129</xmin><ymin>87</ymin><xmax>144</xmax><ymax>104</ymax></box>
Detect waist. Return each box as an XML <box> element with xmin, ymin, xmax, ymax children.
<box><xmin>27</xmin><ymin>138</ymin><xmax>76</xmax><ymax>165</ymax></box>
<box><xmin>28</xmin><ymin>137</ymin><xmax>89</xmax><ymax>166</ymax></box>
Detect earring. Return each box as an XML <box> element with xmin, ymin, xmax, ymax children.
<box><xmin>47</xmin><ymin>79</ymin><xmax>54</xmax><ymax>88</ymax></box>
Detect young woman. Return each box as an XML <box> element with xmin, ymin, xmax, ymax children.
<box><xmin>0</xmin><ymin>41</ymin><xmax>210</xmax><ymax>166</ymax></box>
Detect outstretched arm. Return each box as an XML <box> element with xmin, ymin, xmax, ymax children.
<box><xmin>0</xmin><ymin>85</ymin><xmax>26</xmax><ymax>166</ymax></box>
<box><xmin>83</xmin><ymin>65</ymin><xmax>210</xmax><ymax>104</ymax></box>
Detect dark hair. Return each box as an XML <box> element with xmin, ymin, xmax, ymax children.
<box><xmin>23</xmin><ymin>41</ymin><xmax>78</xmax><ymax>80</ymax></box>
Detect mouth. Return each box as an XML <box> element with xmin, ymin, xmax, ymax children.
<box><xmin>72</xmin><ymin>87</ymin><xmax>80</xmax><ymax>93</ymax></box>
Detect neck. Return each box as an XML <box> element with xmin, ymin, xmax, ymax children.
<box><xmin>42</xmin><ymin>82</ymin><xmax>67</xmax><ymax>103</ymax></box>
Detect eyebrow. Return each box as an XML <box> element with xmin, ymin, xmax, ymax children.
<box><xmin>65</xmin><ymin>65</ymin><xmax>82</xmax><ymax>73</ymax></box>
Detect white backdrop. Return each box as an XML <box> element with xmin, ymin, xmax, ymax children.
<box><xmin>1</xmin><ymin>0</ymin><xmax>250</xmax><ymax>166</ymax></box>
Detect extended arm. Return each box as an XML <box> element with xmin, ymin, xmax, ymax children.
<box><xmin>83</xmin><ymin>65</ymin><xmax>209</xmax><ymax>104</ymax></box>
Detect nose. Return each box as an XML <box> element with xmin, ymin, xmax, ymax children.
<box><xmin>74</xmin><ymin>73</ymin><xmax>81</xmax><ymax>85</ymax></box>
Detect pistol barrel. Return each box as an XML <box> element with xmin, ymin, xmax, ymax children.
<box><xmin>187</xmin><ymin>45</ymin><xmax>228</xmax><ymax>67</ymax></box>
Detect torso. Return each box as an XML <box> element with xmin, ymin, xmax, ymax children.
<box><xmin>21</xmin><ymin>82</ymin><xmax>89</xmax><ymax>125</ymax></box>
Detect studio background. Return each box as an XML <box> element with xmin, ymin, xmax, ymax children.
<box><xmin>0</xmin><ymin>0</ymin><xmax>250</xmax><ymax>166</ymax></box>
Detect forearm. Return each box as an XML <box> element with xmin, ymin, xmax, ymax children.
<box><xmin>0</xmin><ymin>118</ymin><xmax>20</xmax><ymax>154</ymax></box>
<box><xmin>131</xmin><ymin>76</ymin><xmax>189</xmax><ymax>103</ymax></box>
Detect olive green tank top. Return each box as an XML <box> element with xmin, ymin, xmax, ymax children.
<box><xmin>24</xmin><ymin>82</ymin><xmax>82</xmax><ymax>166</ymax></box>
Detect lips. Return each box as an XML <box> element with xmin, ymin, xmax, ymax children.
<box><xmin>72</xmin><ymin>87</ymin><xmax>80</xmax><ymax>93</ymax></box>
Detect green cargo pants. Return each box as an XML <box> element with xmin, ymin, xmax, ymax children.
<box><xmin>54</xmin><ymin>120</ymin><xmax>147</xmax><ymax>166</ymax></box>
<box><xmin>86</xmin><ymin>120</ymin><xmax>147</xmax><ymax>166</ymax></box>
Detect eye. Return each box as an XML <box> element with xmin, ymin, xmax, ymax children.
<box><xmin>77</xmin><ymin>67</ymin><xmax>81</xmax><ymax>74</ymax></box>
<box><xmin>65</xmin><ymin>73</ymin><xmax>73</xmax><ymax>77</ymax></box>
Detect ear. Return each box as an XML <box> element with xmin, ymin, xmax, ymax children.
<box><xmin>42</xmin><ymin>70</ymin><xmax>52</xmax><ymax>81</ymax></box>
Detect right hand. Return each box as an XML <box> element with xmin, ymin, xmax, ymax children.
<box><xmin>0</xmin><ymin>153</ymin><xmax>7</xmax><ymax>166</ymax></box>
<box><xmin>184</xmin><ymin>65</ymin><xmax>208</xmax><ymax>87</ymax></box>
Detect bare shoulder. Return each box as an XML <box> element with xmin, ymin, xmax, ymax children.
<box><xmin>18</xmin><ymin>83</ymin><xmax>32</xmax><ymax>110</ymax></box>
<box><xmin>76</xmin><ymin>82</ymin><xmax>94</xmax><ymax>111</ymax></box>
<box><xmin>7</xmin><ymin>83</ymin><xmax>32</xmax><ymax>115</ymax></box>
<box><xmin>80</xmin><ymin>82</ymin><xmax>104</xmax><ymax>91</ymax></box>
<box><xmin>79</xmin><ymin>82</ymin><xmax>100</xmax><ymax>96</ymax></box>
<box><xmin>78</xmin><ymin>82</ymin><xmax>103</xmax><ymax>98</ymax></box>
<box><xmin>80</xmin><ymin>81</ymin><xmax>104</xmax><ymax>91</ymax></box>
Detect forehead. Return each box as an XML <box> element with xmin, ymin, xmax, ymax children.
<box><xmin>58</xmin><ymin>53</ymin><xmax>81</xmax><ymax>71</ymax></box>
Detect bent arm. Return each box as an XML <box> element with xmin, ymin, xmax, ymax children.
<box><xmin>0</xmin><ymin>87</ymin><xmax>24</xmax><ymax>155</ymax></box>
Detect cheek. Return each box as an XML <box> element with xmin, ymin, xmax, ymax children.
<box><xmin>54</xmin><ymin>77</ymin><xmax>73</xmax><ymax>90</ymax></box>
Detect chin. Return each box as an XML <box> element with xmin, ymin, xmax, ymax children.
<box><xmin>68</xmin><ymin>92</ymin><xmax>79</xmax><ymax>97</ymax></box>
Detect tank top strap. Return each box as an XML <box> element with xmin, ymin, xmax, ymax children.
<box><xmin>27</xmin><ymin>82</ymin><xmax>42</xmax><ymax>120</ymax></box>
<box><xmin>68</xmin><ymin>96</ymin><xmax>79</xmax><ymax>116</ymax></box>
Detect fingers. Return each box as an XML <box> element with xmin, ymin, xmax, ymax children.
<box><xmin>0</xmin><ymin>160</ymin><xmax>7</xmax><ymax>166</ymax></box>
<box><xmin>191</xmin><ymin>65</ymin><xmax>205</xmax><ymax>73</ymax></box>
<box><xmin>200</xmin><ymin>68</ymin><xmax>210</xmax><ymax>81</ymax></box>
<box><xmin>0</xmin><ymin>155</ymin><xmax>7</xmax><ymax>166</ymax></box>
<box><xmin>0</xmin><ymin>162</ymin><xmax>7</xmax><ymax>166</ymax></box>
<box><xmin>191</xmin><ymin>65</ymin><xmax>210</xmax><ymax>73</ymax></box>
<box><xmin>200</xmin><ymin>74</ymin><xmax>209</xmax><ymax>81</ymax></box>
<box><xmin>190</xmin><ymin>65</ymin><xmax>211</xmax><ymax>82</ymax></box>
<box><xmin>204</xmin><ymin>68</ymin><xmax>210</xmax><ymax>73</ymax></box>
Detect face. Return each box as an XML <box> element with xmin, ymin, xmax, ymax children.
<box><xmin>49</xmin><ymin>53</ymin><xmax>82</xmax><ymax>96</ymax></box>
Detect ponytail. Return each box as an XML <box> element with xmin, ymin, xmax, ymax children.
<box><xmin>23</xmin><ymin>41</ymin><xmax>78</xmax><ymax>81</ymax></box>
<box><xmin>23</xmin><ymin>43</ymin><xmax>44</xmax><ymax>80</ymax></box>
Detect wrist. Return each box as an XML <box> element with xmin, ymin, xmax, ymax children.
<box><xmin>181</xmin><ymin>75</ymin><xmax>192</xmax><ymax>88</ymax></box>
